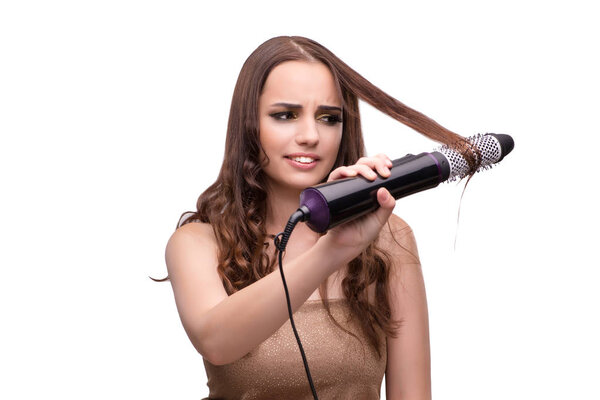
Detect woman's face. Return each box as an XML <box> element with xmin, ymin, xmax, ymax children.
<box><xmin>258</xmin><ymin>60</ymin><xmax>343</xmax><ymax>194</ymax></box>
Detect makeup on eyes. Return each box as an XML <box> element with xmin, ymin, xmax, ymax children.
<box><xmin>316</xmin><ymin>113</ymin><xmax>343</xmax><ymax>124</ymax></box>
<box><xmin>268</xmin><ymin>103</ymin><xmax>343</xmax><ymax>124</ymax></box>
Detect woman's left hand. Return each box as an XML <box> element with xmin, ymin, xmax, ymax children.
<box><xmin>319</xmin><ymin>154</ymin><xmax>395</xmax><ymax>257</ymax></box>
<box><xmin>327</xmin><ymin>153</ymin><xmax>393</xmax><ymax>182</ymax></box>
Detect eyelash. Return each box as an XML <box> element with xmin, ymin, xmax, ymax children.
<box><xmin>270</xmin><ymin>111</ymin><xmax>298</xmax><ymax>121</ymax></box>
<box><xmin>269</xmin><ymin>111</ymin><xmax>343</xmax><ymax>125</ymax></box>
<box><xmin>318</xmin><ymin>114</ymin><xmax>343</xmax><ymax>125</ymax></box>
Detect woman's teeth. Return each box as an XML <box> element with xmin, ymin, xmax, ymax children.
<box><xmin>291</xmin><ymin>156</ymin><xmax>315</xmax><ymax>164</ymax></box>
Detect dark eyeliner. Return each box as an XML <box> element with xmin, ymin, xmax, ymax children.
<box><xmin>269</xmin><ymin>111</ymin><xmax>296</xmax><ymax>120</ymax></box>
<box><xmin>318</xmin><ymin>114</ymin><xmax>343</xmax><ymax>124</ymax></box>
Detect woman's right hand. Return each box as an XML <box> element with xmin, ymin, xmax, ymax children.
<box><xmin>319</xmin><ymin>154</ymin><xmax>396</xmax><ymax>260</ymax></box>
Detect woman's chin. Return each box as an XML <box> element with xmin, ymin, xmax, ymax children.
<box><xmin>267</xmin><ymin>175</ymin><xmax>325</xmax><ymax>195</ymax></box>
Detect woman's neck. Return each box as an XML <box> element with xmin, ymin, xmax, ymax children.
<box><xmin>264</xmin><ymin>184</ymin><xmax>304</xmax><ymax>235</ymax></box>
<box><xmin>264</xmin><ymin>183</ymin><xmax>323</xmax><ymax>257</ymax></box>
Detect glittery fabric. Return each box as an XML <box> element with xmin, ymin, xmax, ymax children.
<box><xmin>202</xmin><ymin>299</ymin><xmax>386</xmax><ymax>400</ymax></box>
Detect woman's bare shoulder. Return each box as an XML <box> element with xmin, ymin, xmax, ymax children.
<box><xmin>173</xmin><ymin>220</ymin><xmax>215</xmax><ymax>240</ymax></box>
<box><xmin>165</xmin><ymin>221</ymin><xmax>218</xmax><ymax>268</ymax></box>
<box><xmin>169</xmin><ymin>220</ymin><xmax>217</xmax><ymax>245</ymax></box>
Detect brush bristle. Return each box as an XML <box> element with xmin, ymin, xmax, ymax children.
<box><xmin>437</xmin><ymin>133</ymin><xmax>503</xmax><ymax>182</ymax></box>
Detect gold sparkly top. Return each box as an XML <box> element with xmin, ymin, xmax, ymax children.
<box><xmin>202</xmin><ymin>299</ymin><xmax>387</xmax><ymax>400</ymax></box>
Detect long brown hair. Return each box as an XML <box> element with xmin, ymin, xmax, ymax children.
<box><xmin>154</xmin><ymin>36</ymin><xmax>479</xmax><ymax>358</ymax></box>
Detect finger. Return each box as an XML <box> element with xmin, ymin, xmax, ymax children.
<box><xmin>358</xmin><ymin>154</ymin><xmax>392</xmax><ymax>165</ymax></box>
<box><xmin>327</xmin><ymin>166</ymin><xmax>358</xmax><ymax>182</ymax></box>
<box><xmin>355</xmin><ymin>156</ymin><xmax>374</xmax><ymax>166</ymax></box>
<box><xmin>374</xmin><ymin>153</ymin><xmax>393</xmax><ymax>169</ymax></box>
<box><xmin>357</xmin><ymin>155</ymin><xmax>391</xmax><ymax>177</ymax></box>
<box><xmin>373</xmin><ymin>156</ymin><xmax>391</xmax><ymax>178</ymax></box>
<box><xmin>373</xmin><ymin>187</ymin><xmax>396</xmax><ymax>225</ymax></box>
<box><xmin>354</xmin><ymin>164</ymin><xmax>378</xmax><ymax>180</ymax></box>
<box><xmin>377</xmin><ymin>187</ymin><xmax>395</xmax><ymax>209</ymax></box>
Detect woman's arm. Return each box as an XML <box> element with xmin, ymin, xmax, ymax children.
<box><xmin>384</xmin><ymin>214</ymin><xmax>432</xmax><ymax>400</ymax></box>
<box><xmin>165</xmin><ymin>188</ymin><xmax>396</xmax><ymax>366</ymax></box>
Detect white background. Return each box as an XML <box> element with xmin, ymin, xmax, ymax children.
<box><xmin>1</xmin><ymin>0</ymin><xmax>599</xmax><ymax>398</ymax></box>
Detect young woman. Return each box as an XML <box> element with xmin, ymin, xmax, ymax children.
<box><xmin>163</xmin><ymin>36</ymin><xmax>474</xmax><ymax>399</ymax></box>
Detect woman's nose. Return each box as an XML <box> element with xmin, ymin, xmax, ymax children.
<box><xmin>295</xmin><ymin>117</ymin><xmax>319</xmax><ymax>146</ymax></box>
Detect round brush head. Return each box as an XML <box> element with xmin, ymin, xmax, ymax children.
<box><xmin>437</xmin><ymin>133</ymin><xmax>513</xmax><ymax>181</ymax></box>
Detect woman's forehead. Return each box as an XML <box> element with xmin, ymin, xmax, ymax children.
<box><xmin>261</xmin><ymin>61</ymin><xmax>341</xmax><ymax>106</ymax></box>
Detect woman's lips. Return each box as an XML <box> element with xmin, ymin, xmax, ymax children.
<box><xmin>284</xmin><ymin>154</ymin><xmax>319</xmax><ymax>170</ymax></box>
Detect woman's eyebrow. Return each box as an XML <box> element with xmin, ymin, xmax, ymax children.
<box><xmin>270</xmin><ymin>102</ymin><xmax>342</xmax><ymax>112</ymax></box>
<box><xmin>317</xmin><ymin>105</ymin><xmax>342</xmax><ymax>112</ymax></box>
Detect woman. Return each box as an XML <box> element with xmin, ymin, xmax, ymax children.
<box><xmin>163</xmin><ymin>36</ymin><xmax>474</xmax><ymax>399</ymax></box>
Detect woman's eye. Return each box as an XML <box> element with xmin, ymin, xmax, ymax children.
<box><xmin>317</xmin><ymin>114</ymin><xmax>343</xmax><ymax>125</ymax></box>
<box><xmin>270</xmin><ymin>111</ymin><xmax>297</xmax><ymax>121</ymax></box>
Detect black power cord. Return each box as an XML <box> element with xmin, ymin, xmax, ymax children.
<box><xmin>273</xmin><ymin>205</ymin><xmax>319</xmax><ymax>400</ymax></box>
